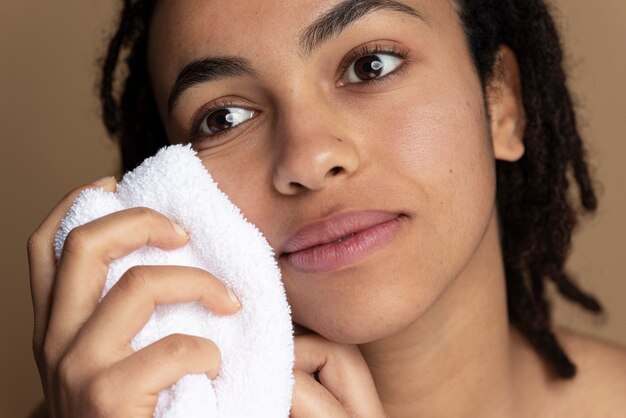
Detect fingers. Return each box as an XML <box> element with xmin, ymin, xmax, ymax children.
<box><xmin>61</xmin><ymin>334</ymin><xmax>221</xmax><ymax>417</ymax></box>
<box><xmin>292</xmin><ymin>334</ymin><xmax>387</xmax><ymax>418</ymax></box>
<box><xmin>28</xmin><ymin>177</ymin><xmax>117</xmax><ymax>358</ymax></box>
<box><xmin>46</xmin><ymin>206</ymin><xmax>190</xmax><ymax>364</ymax></box>
<box><xmin>105</xmin><ymin>334</ymin><xmax>222</xmax><ymax>396</ymax></box>
<box><xmin>290</xmin><ymin>369</ymin><xmax>351</xmax><ymax>418</ymax></box>
<box><xmin>75</xmin><ymin>265</ymin><xmax>240</xmax><ymax>359</ymax></box>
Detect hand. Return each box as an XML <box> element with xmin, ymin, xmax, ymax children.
<box><xmin>290</xmin><ymin>331</ymin><xmax>388</xmax><ymax>418</ymax></box>
<box><xmin>27</xmin><ymin>176</ymin><xmax>241</xmax><ymax>417</ymax></box>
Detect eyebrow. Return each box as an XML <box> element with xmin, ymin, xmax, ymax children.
<box><xmin>167</xmin><ymin>0</ymin><xmax>424</xmax><ymax>115</ymax></box>
<box><xmin>299</xmin><ymin>0</ymin><xmax>425</xmax><ymax>55</ymax></box>
<box><xmin>167</xmin><ymin>57</ymin><xmax>256</xmax><ymax>115</ymax></box>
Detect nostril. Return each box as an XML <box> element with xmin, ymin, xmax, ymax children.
<box><xmin>289</xmin><ymin>181</ymin><xmax>303</xmax><ymax>190</ymax></box>
<box><xmin>329</xmin><ymin>166</ymin><xmax>342</xmax><ymax>176</ymax></box>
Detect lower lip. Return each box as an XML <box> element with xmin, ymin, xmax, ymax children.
<box><xmin>282</xmin><ymin>215</ymin><xmax>407</xmax><ymax>273</ymax></box>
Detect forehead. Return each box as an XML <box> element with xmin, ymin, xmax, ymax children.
<box><xmin>149</xmin><ymin>0</ymin><xmax>316</xmax><ymax>58</ymax></box>
<box><xmin>147</xmin><ymin>0</ymin><xmax>458</xmax><ymax>75</ymax></box>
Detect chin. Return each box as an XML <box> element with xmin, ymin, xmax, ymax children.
<box><xmin>328</xmin><ymin>320</ymin><xmax>411</xmax><ymax>345</ymax></box>
<box><xmin>286</xmin><ymin>262</ymin><xmax>444</xmax><ymax>346</ymax></box>
<box><xmin>315</xmin><ymin>311</ymin><xmax>418</xmax><ymax>345</ymax></box>
<box><xmin>291</xmin><ymin>287</ymin><xmax>434</xmax><ymax>345</ymax></box>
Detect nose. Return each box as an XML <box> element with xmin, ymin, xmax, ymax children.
<box><xmin>271</xmin><ymin>98</ymin><xmax>361</xmax><ymax>195</ymax></box>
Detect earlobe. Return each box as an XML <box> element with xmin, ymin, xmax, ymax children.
<box><xmin>488</xmin><ymin>46</ymin><xmax>526</xmax><ymax>162</ymax></box>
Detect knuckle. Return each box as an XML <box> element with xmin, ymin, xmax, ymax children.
<box><xmin>26</xmin><ymin>231</ymin><xmax>43</xmax><ymax>257</ymax></box>
<box><xmin>27</xmin><ymin>185</ymin><xmax>93</xmax><ymax>257</ymax></box>
<box><xmin>161</xmin><ymin>333</ymin><xmax>193</xmax><ymax>359</ymax></box>
<box><xmin>160</xmin><ymin>334</ymin><xmax>221</xmax><ymax>367</ymax></box>
<box><xmin>135</xmin><ymin>206</ymin><xmax>159</xmax><ymax>224</ymax></box>
<box><xmin>118</xmin><ymin>265</ymin><xmax>151</xmax><ymax>295</ymax></box>
<box><xmin>63</xmin><ymin>227</ymin><xmax>91</xmax><ymax>256</ymax></box>
<box><xmin>56</xmin><ymin>353</ymin><xmax>76</xmax><ymax>387</ymax></box>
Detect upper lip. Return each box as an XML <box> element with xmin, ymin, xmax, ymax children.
<box><xmin>280</xmin><ymin>210</ymin><xmax>404</xmax><ymax>255</ymax></box>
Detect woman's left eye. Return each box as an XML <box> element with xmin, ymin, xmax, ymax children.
<box><xmin>341</xmin><ymin>53</ymin><xmax>403</xmax><ymax>84</ymax></box>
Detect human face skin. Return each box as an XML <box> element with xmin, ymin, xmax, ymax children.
<box><xmin>147</xmin><ymin>0</ymin><xmax>500</xmax><ymax>345</ymax></box>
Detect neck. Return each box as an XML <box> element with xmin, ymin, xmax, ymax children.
<box><xmin>358</xmin><ymin>210</ymin><xmax>532</xmax><ymax>418</ymax></box>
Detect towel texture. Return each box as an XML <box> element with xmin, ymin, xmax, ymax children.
<box><xmin>53</xmin><ymin>144</ymin><xmax>295</xmax><ymax>417</ymax></box>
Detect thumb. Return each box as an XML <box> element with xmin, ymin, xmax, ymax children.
<box><xmin>291</xmin><ymin>333</ymin><xmax>387</xmax><ymax>418</ymax></box>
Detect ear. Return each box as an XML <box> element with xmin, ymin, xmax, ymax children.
<box><xmin>486</xmin><ymin>46</ymin><xmax>526</xmax><ymax>162</ymax></box>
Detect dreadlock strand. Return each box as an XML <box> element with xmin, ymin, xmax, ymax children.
<box><xmin>507</xmin><ymin>268</ymin><xmax>577</xmax><ymax>378</ymax></box>
<box><xmin>551</xmin><ymin>271</ymin><xmax>603</xmax><ymax>312</ymax></box>
<box><xmin>100</xmin><ymin>0</ymin><xmax>135</xmax><ymax>136</ymax></box>
<box><xmin>535</xmin><ymin>328</ymin><xmax>577</xmax><ymax>378</ymax></box>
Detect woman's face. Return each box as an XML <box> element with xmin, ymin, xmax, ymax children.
<box><xmin>147</xmin><ymin>0</ymin><xmax>498</xmax><ymax>344</ymax></box>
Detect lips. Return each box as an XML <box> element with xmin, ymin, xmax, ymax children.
<box><xmin>281</xmin><ymin>210</ymin><xmax>404</xmax><ymax>255</ymax></box>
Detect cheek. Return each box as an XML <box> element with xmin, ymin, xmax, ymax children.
<box><xmin>370</xmin><ymin>80</ymin><xmax>497</xmax><ymax>236</ymax></box>
<box><xmin>381</xmin><ymin>83</ymin><xmax>496</xmax><ymax>269</ymax></box>
<box><xmin>197</xmin><ymin>139</ymin><xmax>278</xmax><ymax>234</ymax></box>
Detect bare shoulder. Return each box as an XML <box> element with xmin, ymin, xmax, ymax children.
<box><xmin>549</xmin><ymin>326</ymin><xmax>626</xmax><ymax>417</ymax></box>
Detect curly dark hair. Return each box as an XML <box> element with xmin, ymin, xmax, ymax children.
<box><xmin>99</xmin><ymin>0</ymin><xmax>603</xmax><ymax>379</ymax></box>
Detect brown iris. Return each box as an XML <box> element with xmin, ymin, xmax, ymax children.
<box><xmin>205</xmin><ymin>109</ymin><xmax>235</xmax><ymax>134</ymax></box>
<box><xmin>353</xmin><ymin>55</ymin><xmax>384</xmax><ymax>80</ymax></box>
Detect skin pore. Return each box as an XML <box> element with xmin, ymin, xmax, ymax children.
<box><xmin>144</xmin><ymin>0</ymin><xmax>625</xmax><ymax>416</ymax></box>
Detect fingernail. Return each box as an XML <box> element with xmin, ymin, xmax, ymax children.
<box><xmin>171</xmin><ymin>222</ymin><xmax>189</xmax><ymax>238</ymax></box>
<box><xmin>93</xmin><ymin>176</ymin><xmax>115</xmax><ymax>186</ymax></box>
<box><xmin>227</xmin><ymin>287</ymin><xmax>241</xmax><ymax>307</ymax></box>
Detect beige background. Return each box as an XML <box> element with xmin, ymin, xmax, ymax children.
<box><xmin>1</xmin><ymin>1</ymin><xmax>624</xmax><ymax>416</ymax></box>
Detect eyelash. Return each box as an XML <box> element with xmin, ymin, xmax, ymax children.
<box><xmin>188</xmin><ymin>43</ymin><xmax>410</xmax><ymax>142</ymax></box>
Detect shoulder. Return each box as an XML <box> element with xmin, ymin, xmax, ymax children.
<box><xmin>547</xmin><ymin>326</ymin><xmax>626</xmax><ymax>417</ymax></box>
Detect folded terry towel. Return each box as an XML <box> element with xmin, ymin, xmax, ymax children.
<box><xmin>53</xmin><ymin>144</ymin><xmax>295</xmax><ymax>417</ymax></box>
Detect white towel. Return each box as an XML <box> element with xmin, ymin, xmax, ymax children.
<box><xmin>53</xmin><ymin>144</ymin><xmax>295</xmax><ymax>417</ymax></box>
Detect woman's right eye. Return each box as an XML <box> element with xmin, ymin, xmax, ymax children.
<box><xmin>198</xmin><ymin>107</ymin><xmax>255</xmax><ymax>136</ymax></box>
